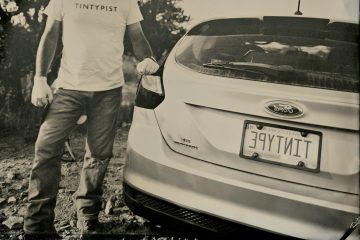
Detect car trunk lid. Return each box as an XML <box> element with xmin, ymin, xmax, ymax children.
<box><xmin>154</xmin><ymin>59</ymin><xmax>359</xmax><ymax>194</ymax></box>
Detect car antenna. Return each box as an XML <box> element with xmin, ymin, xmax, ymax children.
<box><xmin>294</xmin><ymin>0</ymin><xmax>303</xmax><ymax>15</ymax></box>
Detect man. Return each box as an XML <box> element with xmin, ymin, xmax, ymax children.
<box><xmin>24</xmin><ymin>0</ymin><xmax>159</xmax><ymax>238</ymax></box>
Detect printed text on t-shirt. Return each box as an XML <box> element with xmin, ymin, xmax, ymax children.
<box><xmin>75</xmin><ymin>3</ymin><xmax>118</xmax><ymax>12</ymax></box>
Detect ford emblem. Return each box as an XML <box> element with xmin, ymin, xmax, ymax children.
<box><xmin>265</xmin><ymin>101</ymin><xmax>304</xmax><ymax>118</ymax></box>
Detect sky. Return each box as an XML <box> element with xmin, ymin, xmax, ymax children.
<box><xmin>180</xmin><ymin>0</ymin><xmax>359</xmax><ymax>27</ymax></box>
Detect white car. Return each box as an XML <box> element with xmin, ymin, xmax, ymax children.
<box><xmin>123</xmin><ymin>3</ymin><xmax>359</xmax><ymax>239</ymax></box>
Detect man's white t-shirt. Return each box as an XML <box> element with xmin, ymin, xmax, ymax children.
<box><xmin>45</xmin><ymin>0</ymin><xmax>143</xmax><ymax>91</ymax></box>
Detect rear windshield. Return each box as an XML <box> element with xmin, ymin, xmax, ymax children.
<box><xmin>175</xmin><ymin>18</ymin><xmax>359</xmax><ymax>92</ymax></box>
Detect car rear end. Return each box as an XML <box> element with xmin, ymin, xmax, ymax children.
<box><xmin>123</xmin><ymin>16</ymin><xmax>359</xmax><ymax>239</ymax></box>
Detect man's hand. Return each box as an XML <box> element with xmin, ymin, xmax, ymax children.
<box><xmin>127</xmin><ymin>22</ymin><xmax>159</xmax><ymax>75</ymax></box>
<box><xmin>136</xmin><ymin>57</ymin><xmax>160</xmax><ymax>75</ymax></box>
<box><xmin>31</xmin><ymin>76</ymin><xmax>53</xmax><ymax>107</ymax></box>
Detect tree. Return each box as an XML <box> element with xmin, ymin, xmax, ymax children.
<box><xmin>0</xmin><ymin>0</ymin><xmax>189</xmax><ymax>133</ymax></box>
<box><xmin>0</xmin><ymin>0</ymin><xmax>49</xmax><ymax>133</ymax></box>
<box><xmin>128</xmin><ymin>0</ymin><xmax>189</xmax><ymax>60</ymax></box>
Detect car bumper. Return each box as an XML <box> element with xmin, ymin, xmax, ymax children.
<box><xmin>123</xmin><ymin>108</ymin><xmax>359</xmax><ymax>240</ymax></box>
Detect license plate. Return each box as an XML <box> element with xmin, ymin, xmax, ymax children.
<box><xmin>240</xmin><ymin>121</ymin><xmax>322</xmax><ymax>172</ymax></box>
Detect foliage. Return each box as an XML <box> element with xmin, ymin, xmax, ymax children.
<box><xmin>0</xmin><ymin>0</ymin><xmax>189</xmax><ymax>133</ymax></box>
<box><xmin>130</xmin><ymin>0</ymin><xmax>189</xmax><ymax>59</ymax></box>
<box><xmin>0</xmin><ymin>0</ymin><xmax>49</xmax><ymax>133</ymax></box>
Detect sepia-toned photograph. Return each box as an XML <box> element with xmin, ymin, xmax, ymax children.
<box><xmin>0</xmin><ymin>0</ymin><xmax>359</xmax><ymax>239</ymax></box>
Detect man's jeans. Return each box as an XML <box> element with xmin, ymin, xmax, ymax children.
<box><xmin>24</xmin><ymin>87</ymin><xmax>122</xmax><ymax>234</ymax></box>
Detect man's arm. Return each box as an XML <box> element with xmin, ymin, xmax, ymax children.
<box><xmin>36</xmin><ymin>18</ymin><xmax>61</xmax><ymax>77</ymax></box>
<box><xmin>31</xmin><ymin>17</ymin><xmax>61</xmax><ymax>107</ymax></box>
<box><xmin>127</xmin><ymin>22</ymin><xmax>159</xmax><ymax>75</ymax></box>
<box><xmin>127</xmin><ymin>22</ymin><xmax>153</xmax><ymax>60</ymax></box>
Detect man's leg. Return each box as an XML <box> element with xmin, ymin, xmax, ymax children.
<box><xmin>24</xmin><ymin>89</ymin><xmax>86</xmax><ymax>234</ymax></box>
<box><xmin>75</xmin><ymin>88</ymin><xmax>122</xmax><ymax>225</ymax></box>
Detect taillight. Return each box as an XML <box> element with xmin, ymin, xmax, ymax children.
<box><xmin>134</xmin><ymin>70</ymin><xmax>165</xmax><ymax>109</ymax></box>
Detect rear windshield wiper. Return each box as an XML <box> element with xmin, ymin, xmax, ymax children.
<box><xmin>203</xmin><ymin>61</ymin><xmax>295</xmax><ymax>78</ymax></box>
